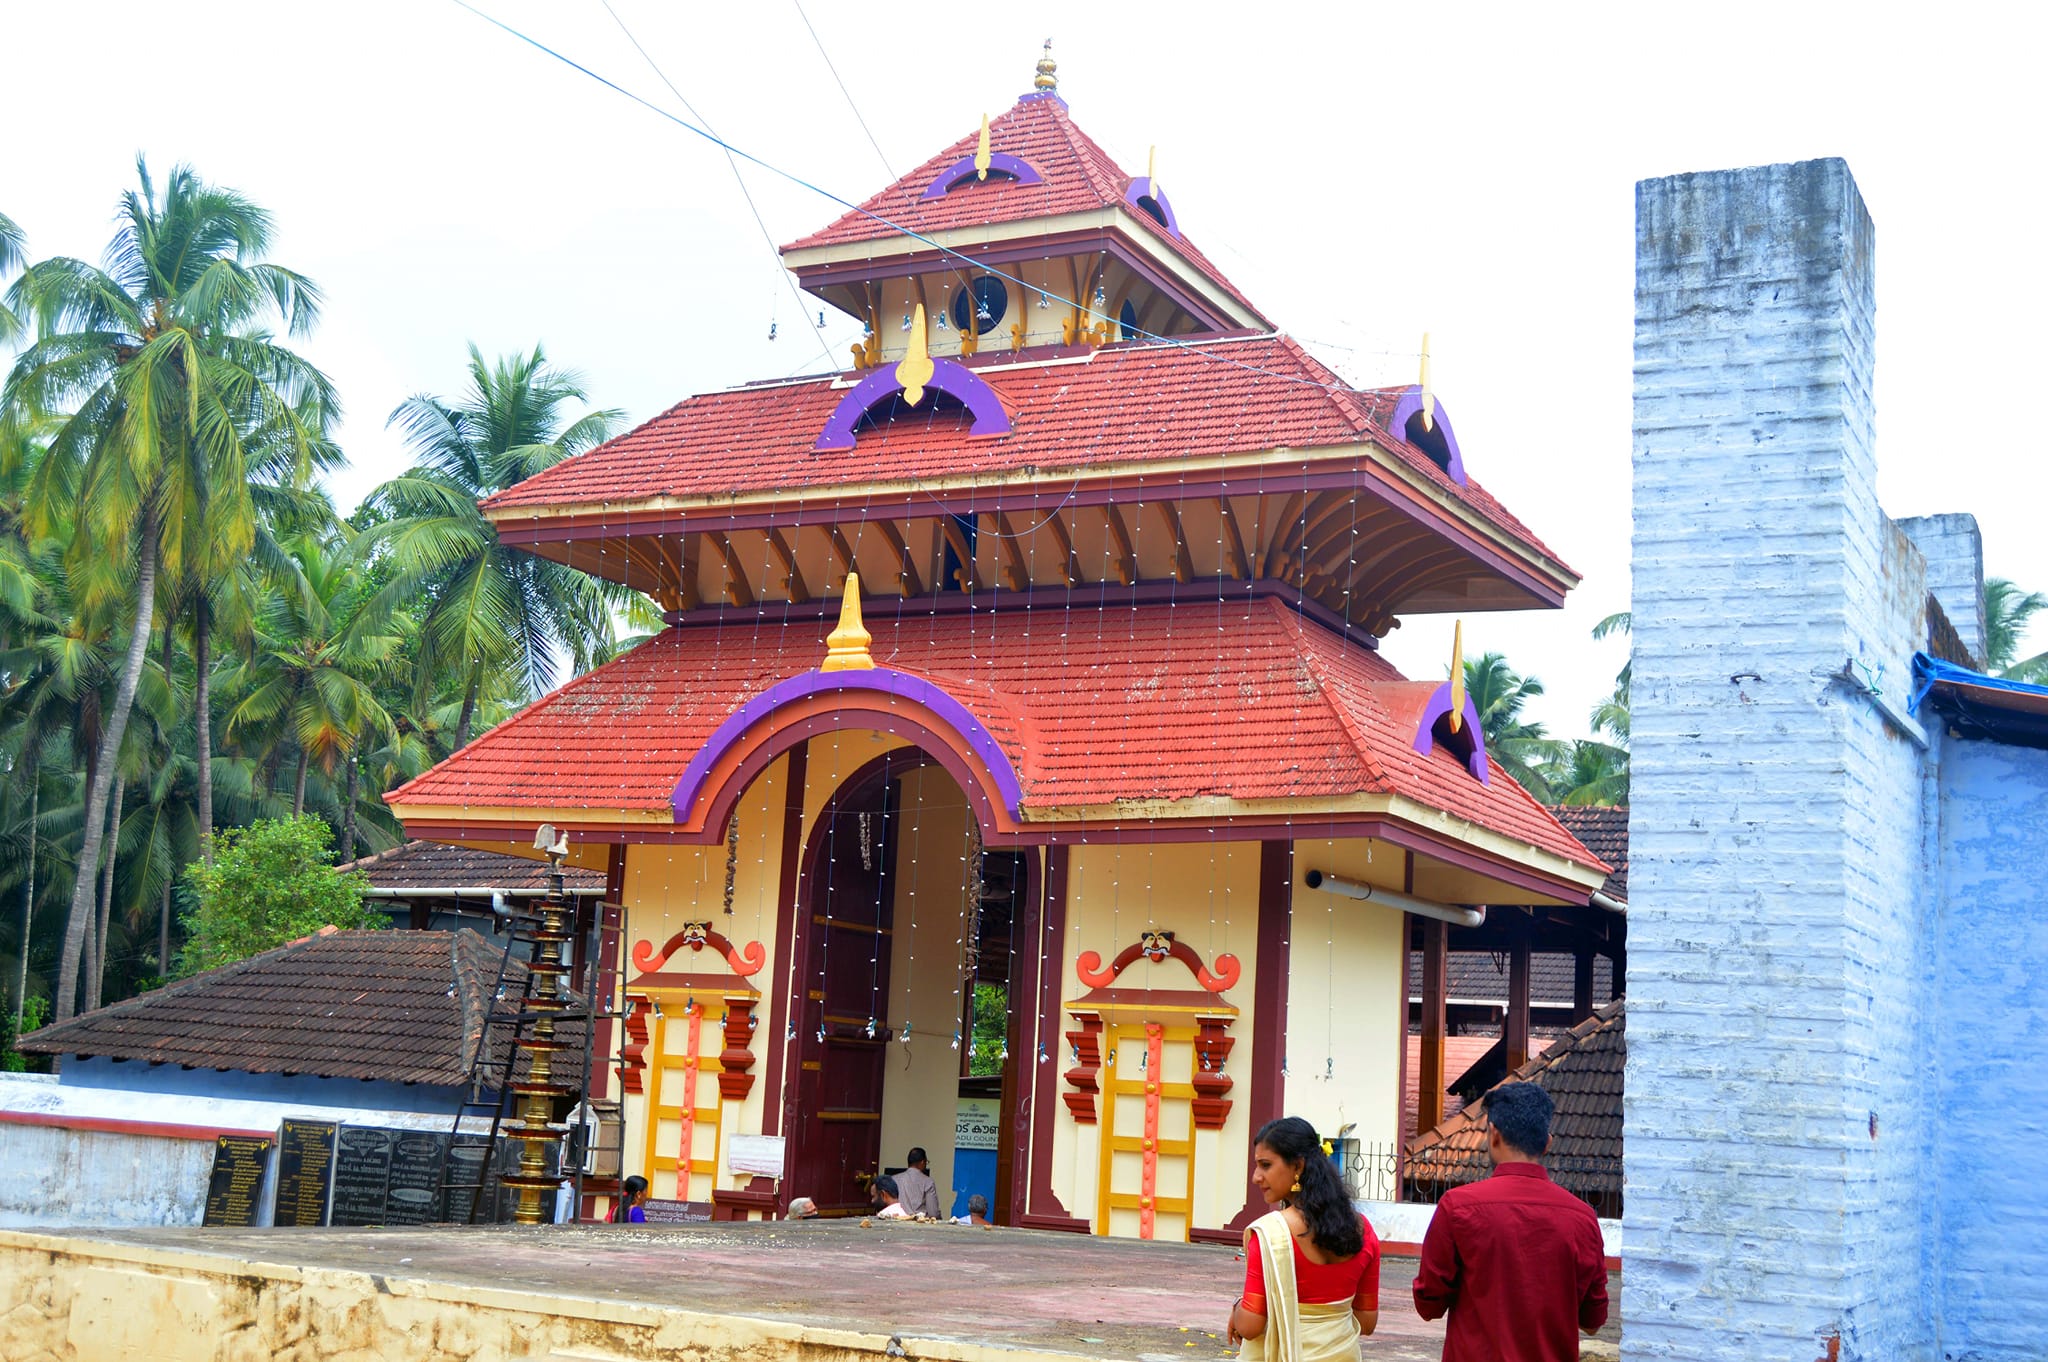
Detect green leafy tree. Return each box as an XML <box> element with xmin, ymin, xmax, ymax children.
<box><xmin>969</xmin><ymin>982</ymin><xmax>1007</xmax><ymax>1078</ymax></box>
<box><xmin>358</xmin><ymin>345</ymin><xmax>627</xmax><ymax>748</ymax></box>
<box><xmin>1549</xmin><ymin>739</ymin><xmax>1629</xmax><ymax>806</ymax></box>
<box><xmin>0</xmin><ymin>210</ymin><xmax>23</xmax><ymax>345</ymax></box>
<box><xmin>1984</xmin><ymin>578</ymin><xmax>2048</xmax><ymax>682</ymax></box>
<box><xmin>3</xmin><ymin>160</ymin><xmax>334</xmax><ymax>1019</ymax></box>
<box><xmin>179</xmin><ymin>815</ymin><xmax>380</xmax><ymax>975</ymax></box>
<box><xmin>1461</xmin><ymin>651</ymin><xmax>1565</xmax><ymax>800</ymax></box>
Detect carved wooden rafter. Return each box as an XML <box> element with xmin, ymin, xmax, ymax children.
<box><xmin>991</xmin><ymin>511</ymin><xmax>1030</xmax><ymax>591</ymax></box>
<box><xmin>1216</xmin><ymin>498</ymin><xmax>1251</xmax><ymax>581</ymax></box>
<box><xmin>1102</xmin><ymin>505</ymin><xmax>1137</xmax><ymax>586</ymax></box>
<box><xmin>1353</xmin><ymin>545</ymin><xmax>1475</xmax><ymax>629</ymax></box>
<box><xmin>1045</xmin><ymin>511</ymin><xmax>1084</xmax><ymax>588</ymax></box>
<box><xmin>1258</xmin><ymin>491</ymin><xmax>1308</xmax><ymax>578</ymax></box>
<box><xmin>764</xmin><ymin>528</ymin><xmax>810</xmax><ymax>604</ymax></box>
<box><xmin>822</xmin><ymin>524</ymin><xmax>857</xmax><ymax>591</ymax></box>
<box><xmin>1279</xmin><ymin>492</ymin><xmax>1357</xmax><ymax>585</ymax></box>
<box><xmin>707</xmin><ymin>531</ymin><xmax>756</xmax><ymax>608</ymax></box>
<box><xmin>1310</xmin><ymin>520</ymin><xmax>1434</xmax><ymax>603</ymax></box>
<box><xmin>876</xmin><ymin>520</ymin><xmax>923</xmax><ymax>597</ymax></box>
<box><xmin>938</xmin><ymin>516</ymin><xmax>982</xmax><ymax>593</ymax></box>
<box><xmin>1076</xmin><ymin>930</ymin><xmax>1242</xmax><ymax>993</ymax></box>
<box><xmin>1154</xmin><ymin>501</ymin><xmax>1194</xmax><ymax>583</ymax></box>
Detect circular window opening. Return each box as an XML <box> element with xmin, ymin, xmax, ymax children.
<box><xmin>951</xmin><ymin>277</ymin><xmax>1009</xmax><ymax>336</ymax></box>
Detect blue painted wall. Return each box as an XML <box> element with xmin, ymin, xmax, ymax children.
<box><xmin>1931</xmin><ymin>737</ymin><xmax>2048</xmax><ymax>1360</ymax></box>
<box><xmin>60</xmin><ymin>1055</ymin><xmax>465</xmax><ymax>1116</ymax></box>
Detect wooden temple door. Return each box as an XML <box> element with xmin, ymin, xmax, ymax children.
<box><xmin>786</xmin><ymin>773</ymin><xmax>899</xmax><ymax>1215</ymax></box>
<box><xmin>1098</xmin><ymin>1020</ymin><xmax>1199</xmax><ymax>1240</ymax></box>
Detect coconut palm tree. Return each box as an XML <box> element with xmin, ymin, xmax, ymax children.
<box><xmin>220</xmin><ymin>533</ymin><xmax>398</xmax><ymax>816</ymax></box>
<box><xmin>1</xmin><ymin>159</ymin><xmax>334</xmax><ymax>1020</ymax></box>
<box><xmin>358</xmin><ymin>344</ymin><xmax>627</xmax><ymax>748</ymax></box>
<box><xmin>1984</xmin><ymin>578</ymin><xmax>2048</xmax><ymax>682</ymax></box>
<box><xmin>1461</xmin><ymin>651</ymin><xmax>1567</xmax><ymax>800</ymax></box>
<box><xmin>1548</xmin><ymin>739</ymin><xmax>1629</xmax><ymax>807</ymax></box>
<box><xmin>0</xmin><ymin>210</ymin><xmax>24</xmax><ymax>345</ymax></box>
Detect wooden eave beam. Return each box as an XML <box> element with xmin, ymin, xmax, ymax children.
<box><xmin>706</xmin><ymin>531</ymin><xmax>756</xmax><ymax>608</ymax></box>
<box><xmin>1153</xmin><ymin>501</ymin><xmax>1194</xmax><ymax>583</ymax></box>
<box><xmin>765</xmin><ymin>528</ymin><xmax>811</xmax><ymax>604</ymax></box>
<box><xmin>1257</xmin><ymin>491</ymin><xmax>1304</xmax><ymax>580</ymax></box>
<box><xmin>1216</xmin><ymin>498</ymin><xmax>1251</xmax><ymax>581</ymax></box>
<box><xmin>1357</xmin><ymin>544</ymin><xmax>1477</xmax><ymax>624</ymax></box>
<box><xmin>991</xmin><ymin>512</ymin><xmax>1031</xmax><ymax>592</ymax></box>
<box><xmin>876</xmin><ymin>520</ymin><xmax>923</xmax><ymax>597</ymax></box>
<box><xmin>1045</xmin><ymin>511</ymin><xmax>1084</xmax><ymax>588</ymax></box>
<box><xmin>1102</xmin><ymin>504</ymin><xmax>1137</xmax><ymax>586</ymax></box>
<box><xmin>1281</xmin><ymin>492</ymin><xmax>1360</xmax><ymax>583</ymax></box>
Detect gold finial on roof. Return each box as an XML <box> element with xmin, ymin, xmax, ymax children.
<box><xmin>896</xmin><ymin>304</ymin><xmax>934</xmax><ymax>406</ymax></box>
<box><xmin>1148</xmin><ymin>144</ymin><xmax>1158</xmax><ymax>187</ymax></box>
<box><xmin>1035</xmin><ymin>39</ymin><xmax>1058</xmax><ymax>92</ymax></box>
<box><xmin>975</xmin><ymin>114</ymin><xmax>992</xmax><ymax>181</ymax></box>
<box><xmin>1419</xmin><ymin>331</ymin><xmax>1435</xmax><ymax>433</ymax></box>
<box><xmin>822</xmin><ymin>574</ymin><xmax>875</xmax><ymax>672</ymax></box>
<box><xmin>1447</xmin><ymin>619</ymin><xmax>1465</xmax><ymax>733</ymax></box>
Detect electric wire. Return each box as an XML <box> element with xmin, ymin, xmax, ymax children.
<box><xmin>790</xmin><ymin>0</ymin><xmax>896</xmax><ymax>180</ymax></box>
<box><xmin>450</xmin><ymin>0</ymin><xmax>1419</xmax><ymax>398</ymax></box>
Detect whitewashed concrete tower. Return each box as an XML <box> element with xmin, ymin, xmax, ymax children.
<box><xmin>1627</xmin><ymin>159</ymin><xmax>1931</xmax><ymax>1361</ymax></box>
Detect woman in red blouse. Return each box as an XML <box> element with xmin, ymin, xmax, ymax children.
<box><xmin>1226</xmin><ymin>1116</ymin><xmax>1380</xmax><ymax>1360</ymax></box>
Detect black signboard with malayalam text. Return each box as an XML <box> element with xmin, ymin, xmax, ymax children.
<box><xmin>272</xmin><ymin>1119</ymin><xmax>338</xmax><ymax>1227</ymax></box>
<box><xmin>639</xmin><ymin>1198</ymin><xmax>713</xmax><ymax>1224</ymax></box>
<box><xmin>440</xmin><ymin>1133</ymin><xmax>496</xmax><ymax>1223</ymax></box>
<box><xmin>384</xmin><ymin>1130</ymin><xmax>447</xmax><ymax>1225</ymax></box>
<box><xmin>329</xmin><ymin>1127</ymin><xmax>393</xmax><ymax>1227</ymax></box>
<box><xmin>201</xmin><ymin>1134</ymin><xmax>274</xmax><ymax>1227</ymax></box>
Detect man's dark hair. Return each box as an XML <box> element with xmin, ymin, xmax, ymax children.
<box><xmin>1486</xmin><ymin>1081</ymin><xmax>1554</xmax><ymax>1156</ymax></box>
<box><xmin>873</xmin><ymin>1174</ymin><xmax>900</xmax><ymax>1200</ymax></box>
<box><xmin>906</xmin><ymin>1146</ymin><xmax>928</xmax><ymax>1165</ymax></box>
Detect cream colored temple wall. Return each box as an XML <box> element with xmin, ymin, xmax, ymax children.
<box><xmin>618</xmin><ymin>754</ymin><xmax>792</xmax><ymax>1198</ymax></box>
<box><xmin>1284</xmin><ymin>838</ymin><xmax>1407</xmax><ymax>1156</ymax></box>
<box><xmin>875</xmin><ymin>764</ymin><xmax>980</xmax><ymax>1213</ymax></box>
<box><xmin>1049</xmin><ymin>840</ymin><xmax>1262</xmax><ymax>1239</ymax></box>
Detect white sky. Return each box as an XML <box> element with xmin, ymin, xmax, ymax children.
<box><xmin>5</xmin><ymin>1</ymin><xmax>2044</xmax><ymax>739</ymax></box>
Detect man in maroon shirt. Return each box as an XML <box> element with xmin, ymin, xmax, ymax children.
<box><xmin>1412</xmin><ymin>1081</ymin><xmax>1608</xmax><ymax>1361</ymax></box>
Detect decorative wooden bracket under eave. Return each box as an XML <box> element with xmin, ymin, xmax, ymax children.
<box><xmin>1076</xmin><ymin>929</ymin><xmax>1241</xmax><ymax>992</ymax></box>
<box><xmin>632</xmin><ymin>922</ymin><xmax>765</xmax><ymax>978</ymax></box>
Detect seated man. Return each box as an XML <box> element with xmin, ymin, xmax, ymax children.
<box><xmin>892</xmin><ymin>1147</ymin><xmax>944</xmax><ymax>1220</ymax></box>
<box><xmin>958</xmin><ymin>1194</ymin><xmax>992</xmax><ymax>1227</ymax></box>
<box><xmin>871</xmin><ymin>1175</ymin><xmax>908</xmax><ymax>1219</ymax></box>
<box><xmin>787</xmin><ymin>1196</ymin><xmax>819</xmax><ymax>1220</ymax></box>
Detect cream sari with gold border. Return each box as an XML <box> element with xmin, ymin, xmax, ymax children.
<box><xmin>1237</xmin><ymin>1211</ymin><xmax>1362</xmax><ymax>1362</ymax></box>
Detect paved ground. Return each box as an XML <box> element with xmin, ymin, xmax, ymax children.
<box><xmin>37</xmin><ymin>1218</ymin><xmax>1621</xmax><ymax>1361</ymax></box>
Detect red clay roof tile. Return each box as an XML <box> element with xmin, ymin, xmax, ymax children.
<box><xmin>388</xmin><ymin>596</ymin><xmax>1603</xmax><ymax>875</ymax></box>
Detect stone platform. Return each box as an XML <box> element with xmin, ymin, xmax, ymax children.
<box><xmin>0</xmin><ymin>1218</ymin><xmax>1620</xmax><ymax>1361</ymax></box>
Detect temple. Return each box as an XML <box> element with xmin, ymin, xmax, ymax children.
<box><xmin>384</xmin><ymin>46</ymin><xmax>1610</xmax><ymax>1240</ymax></box>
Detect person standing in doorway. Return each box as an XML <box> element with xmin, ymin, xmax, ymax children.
<box><xmin>892</xmin><ymin>1147</ymin><xmax>944</xmax><ymax>1219</ymax></box>
<box><xmin>1411</xmin><ymin>1082</ymin><xmax>1608</xmax><ymax>1360</ymax></box>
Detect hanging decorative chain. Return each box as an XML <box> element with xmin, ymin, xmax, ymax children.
<box><xmin>961</xmin><ymin>821</ymin><xmax>985</xmax><ymax>977</ymax></box>
<box><xmin>722</xmin><ymin>813</ymin><xmax>740</xmax><ymax>916</ymax></box>
<box><xmin>858</xmin><ymin>810</ymin><xmax>874</xmax><ymax>872</ymax></box>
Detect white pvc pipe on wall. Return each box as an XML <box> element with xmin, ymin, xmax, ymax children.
<box><xmin>1301</xmin><ymin>870</ymin><xmax>1486</xmax><ymax>927</ymax></box>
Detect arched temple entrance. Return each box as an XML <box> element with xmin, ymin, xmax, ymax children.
<box><xmin>782</xmin><ymin>748</ymin><xmax>1030</xmax><ymax>1220</ymax></box>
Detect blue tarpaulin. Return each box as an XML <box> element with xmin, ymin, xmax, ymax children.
<box><xmin>1910</xmin><ymin>652</ymin><xmax>2048</xmax><ymax>749</ymax></box>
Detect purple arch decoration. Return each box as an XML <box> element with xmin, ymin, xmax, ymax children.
<box><xmin>1410</xmin><ymin>681</ymin><xmax>1491</xmax><ymax>784</ymax></box>
<box><xmin>670</xmin><ymin>667</ymin><xmax>1027</xmax><ymax>823</ymax></box>
<box><xmin>813</xmin><ymin>359</ymin><xmax>1011</xmax><ymax>452</ymax></box>
<box><xmin>921</xmin><ymin>153</ymin><xmax>1044</xmax><ymax>200</ymax></box>
<box><xmin>1385</xmin><ymin>386</ymin><xmax>1469</xmax><ymax>486</ymax></box>
<box><xmin>1122</xmin><ymin>178</ymin><xmax>1180</xmax><ymax>238</ymax></box>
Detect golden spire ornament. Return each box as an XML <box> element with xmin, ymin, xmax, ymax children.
<box><xmin>896</xmin><ymin>304</ymin><xmax>935</xmax><ymax>406</ymax></box>
<box><xmin>1034</xmin><ymin>39</ymin><xmax>1058</xmax><ymax>92</ymax></box>
<box><xmin>1419</xmin><ymin>331</ymin><xmax>1436</xmax><ymax>433</ymax></box>
<box><xmin>822</xmin><ymin>574</ymin><xmax>875</xmax><ymax>672</ymax></box>
<box><xmin>1447</xmin><ymin>619</ymin><xmax>1465</xmax><ymax>733</ymax></box>
<box><xmin>1148</xmin><ymin>144</ymin><xmax>1160</xmax><ymax>198</ymax></box>
<box><xmin>975</xmin><ymin>114</ymin><xmax>992</xmax><ymax>181</ymax></box>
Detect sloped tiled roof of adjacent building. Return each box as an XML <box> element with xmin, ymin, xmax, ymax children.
<box><xmin>20</xmin><ymin>929</ymin><xmax>584</xmax><ymax>1089</ymax></box>
<box><xmin>780</xmin><ymin>91</ymin><xmax>1262</xmax><ymax>318</ymax></box>
<box><xmin>1406</xmin><ymin>951</ymin><xmax>1616</xmax><ymax>1008</ymax></box>
<box><xmin>1404</xmin><ymin>999</ymin><xmax>1625</xmax><ymax>1203</ymax></box>
<box><xmin>475</xmin><ymin>336</ymin><xmax>1567</xmax><ymax>578</ymax></box>
<box><xmin>386</xmin><ymin>596</ymin><xmax>1607</xmax><ymax>877</ymax></box>
<box><xmin>1547</xmin><ymin>805</ymin><xmax>1628</xmax><ymax>901</ymax></box>
<box><xmin>339</xmin><ymin>841</ymin><xmax>606</xmax><ymax>894</ymax></box>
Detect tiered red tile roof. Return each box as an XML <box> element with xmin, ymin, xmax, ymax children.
<box><xmin>781</xmin><ymin>91</ymin><xmax>1261</xmax><ymax>317</ymax></box>
<box><xmin>339</xmin><ymin>840</ymin><xmax>606</xmax><ymax>894</ymax></box>
<box><xmin>387</xmin><ymin>596</ymin><xmax>1603</xmax><ymax>874</ymax></box>
<box><xmin>479</xmin><ymin>335</ymin><xmax>1564</xmax><ymax>574</ymax></box>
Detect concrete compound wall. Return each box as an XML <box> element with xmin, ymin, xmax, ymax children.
<box><xmin>1628</xmin><ymin>155</ymin><xmax>2048</xmax><ymax>1362</ymax></box>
